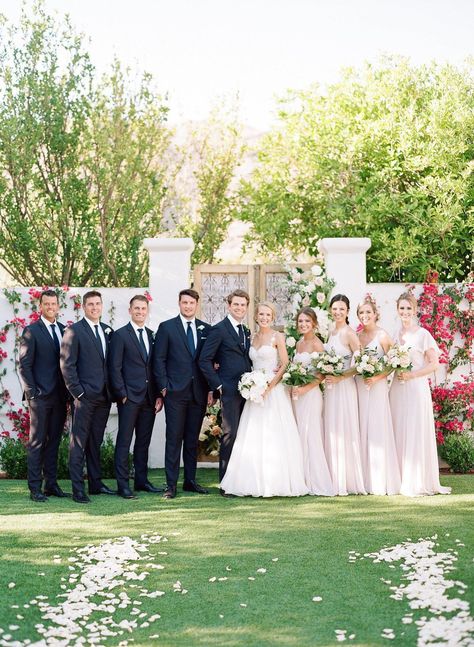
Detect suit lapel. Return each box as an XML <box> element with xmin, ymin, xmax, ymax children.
<box><xmin>37</xmin><ymin>319</ymin><xmax>57</xmax><ymax>352</ymax></box>
<box><xmin>126</xmin><ymin>323</ymin><xmax>144</xmax><ymax>362</ymax></box>
<box><xmin>146</xmin><ymin>328</ymin><xmax>154</xmax><ymax>364</ymax></box>
<box><xmin>174</xmin><ymin>316</ymin><xmax>193</xmax><ymax>356</ymax></box>
<box><xmin>82</xmin><ymin>318</ymin><xmax>104</xmax><ymax>361</ymax></box>
<box><xmin>223</xmin><ymin>317</ymin><xmax>244</xmax><ymax>355</ymax></box>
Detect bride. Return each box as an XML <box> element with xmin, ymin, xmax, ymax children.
<box><xmin>220</xmin><ymin>302</ymin><xmax>308</xmax><ymax>497</ymax></box>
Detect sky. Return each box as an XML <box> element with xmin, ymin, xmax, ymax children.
<box><xmin>1</xmin><ymin>0</ymin><xmax>473</xmax><ymax>129</ymax></box>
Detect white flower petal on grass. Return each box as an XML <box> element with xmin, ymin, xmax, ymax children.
<box><xmin>248</xmin><ymin>577</ymin><xmax>255</xmax><ymax>581</ymax></box>
<box><xmin>218</xmin><ymin>577</ymin><xmax>228</xmax><ymax>581</ymax></box>
<box><xmin>312</xmin><ymin>596</ymin><xmax>323</xmax><ymax>602</ymax></box>
<box><xmin>240</xmin><ymin>603</ymin><xmax>247</xmax><ymax>608</ymax></box>
<box><xmin>364</xmin><ymin>537</ymin><xmax>474</xmax><ymax>646</ymax></box>
<box><xmin>256</xmin><ymin>568</ymin><xmax>267</xmax><ymax>574</ymax></box>
<box><xmin>208</xmin><ymin>577</ymin><xmax>217</xmax><ymax>582</ymax></box>
<box><xmin>225</xmin><ymin>566</ymin><xmax>232</xmax><ymax>571</ymax></box>
<box><xmin>8</xmin><ymin>583</ymin><xmax>15</xmax><ymax>589</ymax></box>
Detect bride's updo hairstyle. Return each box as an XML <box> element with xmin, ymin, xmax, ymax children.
<box><xmin>357</xmin><ymin>294</ymin><xmax>380</xmax><ymax>322</ymax></box>
<box><xmin>255</xmin><ymin>301</ymin><xmax>276</xmax><ymax>324</ymax></box>
<box><xmin>329</xmin><ymin>294</ymin><xmax>350</xmax><ymax>325</ymax></box>
<box><xmin>296</xmin><ymin>307</ymin><xmax>318</xmax><ymax>330</ymax></box>
<box><xmin>396</xmin><ymin>291</ymin><xmax>418</xmax><ymax>312</ymax></box>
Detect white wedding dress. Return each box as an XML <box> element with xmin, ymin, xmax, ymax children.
<box><xmin>220</xmin><ymin>344</ymin><xmax>308</xmax><ymax>497</ymax></box>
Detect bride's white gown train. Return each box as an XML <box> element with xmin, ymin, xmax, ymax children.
<box><xmin>220</xmin><ymin>344</ymin><xmax>308</xmax><ymax>497</ymax></box>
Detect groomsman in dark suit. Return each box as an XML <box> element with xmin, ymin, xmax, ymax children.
<box><xmin>19</xmin><ymin>290</ymin><xmax>70</xmax><ymax>502</ymax></box>
<box><xmin>154</xmin><ymin>289</ymin><xmax>212</xmax><ymax>499</ymax></box>
<box><xmin>60</xmin><ymin>290</ymin><xmax>115</xmax><ymax>503</ymax></box>
<box><xmin>199</xmin><ymin>289</ymin><xmax>251</xmax><ymax>494</ymax></box>
<box><xmin>109</xmin><ymin>294</ymin><xmax>163</xmax><ymax>499</ymax></box>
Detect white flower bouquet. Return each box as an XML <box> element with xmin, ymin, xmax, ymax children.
<box><xmin>311</xmin><ymin>350</ymin><xmax>345</xmax><ymax>377</ymax></box>
<box><xmin>282</xmin><ymin>357</ymin><xmax>319</xmax><ymax>387</ymax></box>
<box><xmin>384</xmin><ymin>344</ymin><xmax>413</xmax><ymax>372</ymax></box>
<box><xmin>238</xmin><ymin>369</ymin><xmax>273</xmax><ymax>404</ymax></box>
<box><xmin>353</xmin><ymin>349</ymin><xmax>385</xmax><ymax>379</ymax></box>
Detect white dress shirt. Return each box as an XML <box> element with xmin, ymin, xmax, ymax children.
<box><xmin>130</xmin><ymin>320</ymin><xmax>150</xmax><ymax>354</ymax></box>
<box><xmin>41</xmin><ymin>315</ymin><xmax>62</xmax><ymax>339</ymax></box>
<box><xmin>83</xmin><ymin>317</ymin><xmax>106</xmax><ymax>356</ymax></box>
<box><xmin>179</xmin><ymin>314</ymin><xmax>197</xmax><ymax>348</ymax></box>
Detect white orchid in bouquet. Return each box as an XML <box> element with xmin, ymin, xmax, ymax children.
<box><xmin>283</xmin><ymin>257</ymin><xmax>335</xmax><ymax>356</ymax></box>
<box><xmin>238</xmin><ymin>369</ymin><xmax>273</xmax><ymax>404</ymax></box>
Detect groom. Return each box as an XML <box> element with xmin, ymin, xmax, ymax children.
<box><xmin>199</xmin><ymin>289</ymin><xmax>252</xmax><ymax>494</ymax></box>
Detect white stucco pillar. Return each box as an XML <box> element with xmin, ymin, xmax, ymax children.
<box><xmin>319</xmin><ymin>237</ymin><xmax>371</xmax><ymax>326</ymax></box>
<box><xmin>144</xmin><ymin>237</ymin><xmax>195</xmax><ymax>329</ymax></box>
<box><xmin>143</xmin><ymin>237</ymin><xmax>195</xmax><ymax>468</ymax></box>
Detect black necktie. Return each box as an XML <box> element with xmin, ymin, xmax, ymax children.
<box><xmin>138</xmin><ymin>328</ymin><xmax>148</xmax><ymax>360</ymax></box>
<box><xmin>187</xmin><ymin>321</ymin><xmax>195</xmax><ymax>355</ymax></box>
<box><xmin>237</xmin><ymin>324</ymin><xmax>246</xmax><ymax>350</ymax></box>
<box><xmin>50</xmin><ymin>324</ymin><xmax>60</xmax><ymax>354</ymax></box>
<box><xmin>94</xmin><ymin>324</ymin><xmax>104</xmax><ymax>359</ymax></box>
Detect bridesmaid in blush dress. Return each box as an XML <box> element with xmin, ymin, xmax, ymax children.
<box><xmin>389</xmin><ymin>292</ymin><xmax>451</xmax><ymax>497</ymax></box>
<box><xmin>324</xmin><ymin>295</ymin><xmax>366</xmax><ymax>496</ymax></box>
<box><xmin>356</xmin><ymin>296</ymin><xmax>401</xmax><ymax>495</ymax></box>
<box><xmin>291</xmin><ymin>307</ymin><xmax>336</xmax><ymax>496</ymax></box>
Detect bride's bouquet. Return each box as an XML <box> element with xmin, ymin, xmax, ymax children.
<box><xmin>311</xmin><ymin>350</ymin><xmax>345</xmax><ymax>390</ymax></box>
<box><xmin>282</xmin><ymin>356</ymin><xmax>319</xmax><ymax>387</ymax></box>
<box><xmin>238</xmin><ymin>369</ymin><xmax>273</xmax><ymax>404</ymax></box>
<box><xmin>353</xmin><ymin>349</ymin><xmax>385</xmax><ymax>378</ymax></box>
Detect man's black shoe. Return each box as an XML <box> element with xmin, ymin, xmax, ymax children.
<box><xmin>183</xmin><ymin>480</ymin><xmax>209</xmax><ymax>494</ymax></box>
<box><xmin>135</xmin><ymin>482</ymin><xmax>163</xmax><ymax>493</ymax></box>
<box><xmin>89</xmin><ymin>485</ymin><xmax>116</xmax><ymax>495</ymax></box>
<box><xmin>162</xmin><ymin>485</ymin><xmax>177</xmax><ymax>499</ymax></box>
<box><xmin>44</xmin><ymin>486</ymin><xmax>71</xmax><ymax>498</ymax></box>
<box><xmin>118</xmin><ymin>487</ymin><xmax>138</xmax><ymax>500</ymax></box>
<box><xmin>30</xmin><ymin>490</ymin><xmax>48</xmax><ymax>502</ymax></box>
<box><xmin>72</xmin><ymin>492</ymin><xmax>91</xmax><ymax>504</ymax></box>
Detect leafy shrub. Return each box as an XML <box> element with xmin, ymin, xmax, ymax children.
<box><xmin>0</xmin><ymin>435</ymin><xmax>27</xmax><ymax>478</ymax></box>
<box><xmin>0</xmin><ymin>431</ymin><xmax>132</xmax><ymax>480</ymax></box>
<box><xmin>439</xmin><ymin>433</ymin><xmax>474</xmax><ymax>474</ymax></box>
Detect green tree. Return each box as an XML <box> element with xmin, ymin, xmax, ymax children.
<box><xmin>177</xmin><ymin>106</ymin><xmax>245</xmax><ymax>265</ymax></box>
<box><xmin>0</xmin><ymin>3</ymin><xmax>171</xmax><ymax>286</ymax></box>
<box><xmin>239</xmin><ymin>58</ymin><xmax>474</xmax><ymax>282</ymax></box>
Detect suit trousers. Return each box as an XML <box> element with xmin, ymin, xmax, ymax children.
<box><xmin>219</xmin><ymin>391</ymin><xmax>246</xmax><ymax>482</ymax></box>
<box><xmin>115</xmin><ymin>398</ymin><xmax>156</xmax><ymax>490</ymax></box>
<box><xmin>163</xmin><ymin>391</ymin><xmax>207</xmax><ymax>487</ymax></box>
<box><xmin>27</xmin><ymin>393</ymin><xmax>67</xmax><ymax>492</ymax></box>
<box><xmin>69</xmin><ymin>393</ymin><xmax>111</xmax><ymax>494</ymax></box>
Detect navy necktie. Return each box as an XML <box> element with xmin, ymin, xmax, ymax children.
<box><xmin>237</xmin><ymin>324</ymin><xmax>246</xmax><ymax>349</ymax></box>
<box><xmin>187</xmin><ymin>321</ymin><xmax>195</xmax><ymax>355</ymax></box>
<box><xmin>94</xmin><ymin>324</ymin><xmax>104</xmax><ymax>358</ymax></box>
<box><xmin>50</xmin><ymin>324</ymin><xmax>60</xmax><ymax>354</ymax></box>
<box><xmin>138</xmin><ymin>328</ymin><xmax>148</xmax><ymax>360</ymax></box>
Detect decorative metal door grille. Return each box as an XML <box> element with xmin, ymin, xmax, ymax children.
<box><xmin>193</xmin><ymin>264</ymin><xmax>310</xmax><ymax>330</ymax></box>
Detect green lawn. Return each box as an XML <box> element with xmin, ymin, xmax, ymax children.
<box><xmin>0</xmin><ymin>470</ymin><xmax>472</xmax><ymax>647</ymax></box>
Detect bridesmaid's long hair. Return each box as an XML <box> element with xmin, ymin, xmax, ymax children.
<box><xmin>329</xmin><ymin>294</ymin><xmax>350</xmax><ymax>325</ymax></box>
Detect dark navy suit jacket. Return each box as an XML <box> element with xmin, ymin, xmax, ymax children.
<box><xmin>153</xmin><ymin>316</ymin><xmax>211</xmax><ymax>402</ymax></box>
<box><xmin>199</xmin><ymin>317</ymin><xmax>252</xmax><ymax>394</ymax></box>
<box><xmin>19</xmin><ymin>319</ymin><xmax>68</xmax><ymax>400</ymax></box>
<box><xmin>108</xmin><ymin>323</ymin><xmax>157</xmax><ymax>403</ymax></box>
<box><xmin>60</xmin><ymin>318</ymin><xmax>113</xmax><ymax>400</ymax></box>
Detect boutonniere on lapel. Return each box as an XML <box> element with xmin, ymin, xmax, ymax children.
<box><xmin>103</xmin><ymin>327</ymin><xmax>112</xmax><ymax>336</ymax></box>
<box><xmin>197</xmin><ymin>325</ymin><xmax>205</xmax><ymax>332</ymax></box>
